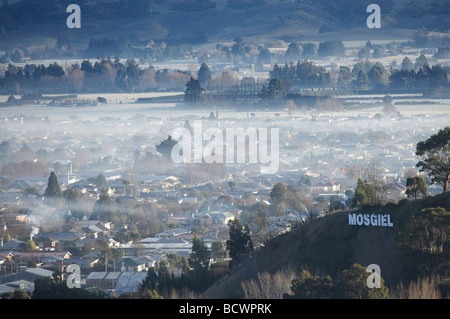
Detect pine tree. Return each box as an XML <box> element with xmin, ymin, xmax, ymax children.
<box><xmin>416</xmin><ymin>126</ymin><xmax>450</xmax><ymax>192</ymax></box>
<box><xmin>197</xmin><ymin>63</ymin><xmax>212</xmax><ymax>88</ymax></box>
<box><xmin>401</xmin><ymin>57</ymin><xmax>414</xmax><ymax>72</ymax></box>
<box><xmin>285</xmin><ymin>42</ymin><xmax>302</xmax><ymax>62</ymax></box>
<box><xmin>226</xmin><ymin>219</ymin><xmax>253</xmax><ymax>269</ymax></box>
<box><xmin>405</xmin><ymin>176</ymin><xmax>427</xmax><ymax>199</ymax></box>
<box><xmin>352</xmin><ymin>178</ymin><xmax>368</xmax><ymax>208</ymax></box>
<box><xmin>44</xmin><ymin>171</ymin><xmax>62</xmax><ymax>198</ymax></box>
<box><xmin>184</xmin><ymin>76</ymin><xmax>203</xmax><ymax>105</ymax></box>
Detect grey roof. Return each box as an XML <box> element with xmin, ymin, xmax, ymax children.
<box><xmin>1</xmin><ymin>239</ymin><xmax>24</xmax><ymax>250</ymax></box>
<box><xmin>0</xmin><ymin>280</ymin><xmax>34</xmax><ymax>296</ymax></box>
<box><xmin>105</xmin><ymin>272</ymin><xmax>122</xmax><ymax>280</ymax></box>
<box><xmin>115</xmin><ymin>272</ymin><xmax>147</xmax><ymax>296</ymax></box>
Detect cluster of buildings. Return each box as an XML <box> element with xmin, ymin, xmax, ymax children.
<box><xmin>0</xmin><ymin>97</ymin><xmax>448</xmax><ymax>297</ymax></box>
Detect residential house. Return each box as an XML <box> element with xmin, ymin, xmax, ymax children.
<box><xmin>0</xmin><ymin>280</ymin><xmax>34</xmax><ymax>298</ymax></box>
<box><xmin>154</xmin><ymin>226</ymin><xmax>192</xmax><ymax>239</ymax></box>
<box><xmin>34</xmin><ymin>231</ymin><xmax>84</xmax><ymax>248</ymax></box>
<box><xmin>63</xmin><ymin>257</ymin><xmax>99</xmax><ymax>270</ymax></box>
<box><xmin>113</xmin><ymin>271</ymin><xmax>148</xmax><ymax>296</ymax></box>
<box><xmin>33</xmin><ymin>237</ymin><xmax>56</xmax><ymax>251</ymax></box>
<box><xmin>0</xmin><ymin>267</ymin><xmax>54</xmax><ymax>285</ymax></box>
<box><xmin>134</xmin><ymin>255</ymin><xmax>160</xmax><ymax>269</ymax></box>
<box><xmin>311</xmin><ymin>180</ymin><xmax>341</xmax><ymax>193</ymax></box>
<box><xmin>86</xmin><ymin>271</ymin><xmax>121</xmax><ymax>290</ymax></box>
<box><xmin>119</xmin><ymin>257</ymin><xmax>147</xmax><ymax>272</ymax></box>
<box><xmin>0</xmin><ymin>239</ymin><xmax>24</xmax><ymax>251</ymax></box>
<box><xmin>13</xmin><ymin>251</ymin><xmax>71</xmax><ymax>267</ymax></box>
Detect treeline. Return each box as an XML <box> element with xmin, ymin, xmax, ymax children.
<box><xmin>0</xmin><ymin>58</ymin><xmax>191</xmax><ymax>95</ymax></box>
<box><xmin>268</xmin><ymin>54</ymin><xmax>450</xmax><ymax>94</ymax></box>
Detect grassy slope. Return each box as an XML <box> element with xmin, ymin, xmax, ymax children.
<box><xmin>203</xmin><ymin>191</ymin><xmax>450</xmax><ymax>299</ymax></box>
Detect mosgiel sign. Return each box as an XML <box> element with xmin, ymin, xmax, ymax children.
<box><xmin>348</xmin><ymin>213</ymin><xmax>393</xmax><ymax>227</ymax></box>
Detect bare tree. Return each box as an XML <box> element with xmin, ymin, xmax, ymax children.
<box><xmin>241</xmin><ymin>266</ymin><xmax>296</xmax><ymax>299</ymax></box>
<box><xmin>392</xmin><ymin>276</ymin><xmax>442</xmax><ymax>299</ymax></box>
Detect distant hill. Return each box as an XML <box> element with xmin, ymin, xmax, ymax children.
<box><xmin>203</xmin><ymin>191</ymin><xmax>450</xmax><ymax>298</ymax></box>
<box><xmin>0</xmin><ymin>0</ymin><xmax>449</xmax><ymax>48</ymax></box>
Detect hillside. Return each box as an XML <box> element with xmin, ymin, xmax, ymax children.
<box><xmin>1</xmin><ymin>0</ymin><xmax>449</xmax><ymax>48</ymax></box>
<box><xmin>203</xmin><ymin>191</ymin><xmax>450</xmax><ymax>299</ymax></box>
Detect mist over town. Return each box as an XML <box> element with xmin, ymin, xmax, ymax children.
<box><xmin>0</xmin><ymin>0</ymin><xmax>449</xmax><ymax>303</ymax></box>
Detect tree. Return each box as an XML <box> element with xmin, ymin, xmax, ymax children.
<box><xmin>372</xmin><ymin>47</ymin><xmax>384</xmax><ymax>59</ymax></box>
<box><xmin>401</xmin><ymin>57</ymin><xmax>414</xmax><ymax>72</ymax></box>
<box><xmin>338</xmin><ymin>66</ymin><xmax>353</xmax><ymax>87</ymax></box>
<box><xmin>368</xmin><ymin>62</ymin><xmax>389</xmax><ymax>89</ymax></box>
<box><xmin>416</xmin><ymin>127</ymin><xmax>450</xmax><ymax>192</ymax></box>
<box><xmin>266</xmin><ymin>78</ymin><xmax>286</xmax><ymax>100</ymax></box>
<box><xmin>184</xmin><ymin>76</ymin><xmax>203</xmax><ymax>105</ymax></box>
<box><xmin>334</xmin><ymin>263</ymin><xmax>389</xmax><ymax>299</ymax></box>
<box><xmin>226</xmin><ymin>218</ymin><xmax>253</xmax><ymax>269</ymax></box>
<box><xmin>285</xmin><ymin>42</ymin><xmax>302</xmax><ymax>62</ymax></box>
<box><xmin>44</xmin><ymin>171</ymin><xmax>62</xmax><ymax>198</ymax></box>
<box><xmin>211</xmin><ymin>241</ymin><xmax>226</xmax><ymax>260</ymax></box>
<box><xmin>318</xmin><ymin>40</ymin><xmax>345</xmax><ymax>57</ymax></box>
<box><xmin>405</xmin><ymin>176</ymin><xmax>427</xmax><ymax>199</ymax></box>
<box><xmin>253</xmin><ymin>208</ymin><xmax>270</xmax><ymax>244</ymax></box>
<box><xmin>397</xmin><ymin>207</ymin><xmax>450</xmax><ymax>276</ymax></box>
<box><xmin>2</xmin><ymin>289</ymin><xmax>30</xmax><ymax>299</ymax></box>
<box><xmin>156</xmin><ymin>135</ymin><xmax>178</xmax><ymax>160</ymax></box>
<box><xmin>188</xmin><ymin>233</ymin><xmax>211</xmax><ymax>292</ymax></box>
<box><xmin>286</xmin><ymin>270</ymin><xmax>334</xmax><ymax>299</ymax></box>
<box><xmin>358</xmin><ymin>48</ymin><xmax>371</xmax><ymax>60</ymax></box>
<box><xmin>189</xmin><ymin>233</ymin><xmax>210</xmax><ymax>271</ymax></box>
<box><xmin>356</xmin><ymin>71</ymin><xmax>370</xmax><ymax>89</ymax></box>
<box><xmin>258</xmin><ymin>46</ymin><xmax>271</xmax><ymax>63</ymax></box>
<box><xmin>5</xmin><ymin>93</ymin><xmax>18</xmax><ymax>104</ymax></box>
<box><xmin>301</xmin><ymin>42</ymin><xmax>317</xmax><ymax>59</ymax></box>
<box><xmin>285</xmin><ymin>99</ymin><xmax>297</xmax><ymax>117</ymax></box>
<box><xmin>270</xmin><ymin>182</ymin><xmax>287</xmax><ymax>206</ymax></box>
<box><xmin>197</xmin><ymin>63</ymin><xmax>212</xmax><ymax>88</ymax></box>
<box><xmin>32</xmin><ymin>271</ymin><xmax>94</xmax><ymax>299</ymax></box>
<box><xmin>88</xmin><ymin>173</ymin><xmax>108</xmax><ymax>187</ymax></box>
<box><xmin>414</xmin><ymin>53</ymin><xmax>428</xmax><ymax>71</ymax></box>
<box><xmin>352</xmin><ymin>178</ymin><xmax>370</xmax><ymax>208</ymax></box>
<box><xmin>20</xmin><ymin>240</ymin><xmax>36</xmax><ymax>252</ymax></box>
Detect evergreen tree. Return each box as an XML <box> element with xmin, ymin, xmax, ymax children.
<box><xmin>358</xmin><ymin>48</ymin><xmax>371</xmax><ymax>60</ymax></box>
<box><xmin>416</xmin><ymin>127</ymin><xmax>450</xmax><ymax>192</ymax></box>
<box><xmin>266</xmin><ymin>78</ymin><xmax>286</xmax><ymax>100</ymax></box>
<box><xmin>318</xmin><ymin>40</ymin><xmax>345</xmax><ymax>57</ymax></box>
<box><xmin>401</xmin><ymin>57</ymin><xmax>414</xmax><ymax>72</ymax></box>
<box><xmin>156</xmin><ymin>135</ymin><xmax>178</xmax><ymax>159</ymax></box>
<box><xmin>352</xmin><ymin>178</ymin><xmax>369</xmax><ymax>208</ymax></box>
<box><xmin>397</xmin><ymin>207</ymin><xmax>450</xmax><ymax>276</ymax></box>
<box><xmin>334</xmin><ymin>263</ymin><xmax>389</xmax><ymax>299</ymax></box>
<box><xmin>226</xmin><ymin>219</ymin><xmax>253</xmax><ymax>269</ymax></box>
<box><xmin>405</xmin><ymin>176</ymin><xmax>427</xmax><ymax>199</ymax></box>
<box><xmin>44</xmin><ymin>171</ymin><xmax>62</xmax><ymax>198</ymax></box>
<box><xmin>197</xmin><ymin>63</ymin><xmax>212</xmax><ymax>88</ymax></box>
<box><xmin>301</xmin><ymin>42</ymin><xmax>317</xmax><ymax>59</ymax></box>
<box><xmin>286</xmin><ymin>270</ymin><xmax>334</xmax><ymax>299</ymax></box>
<box><xmin>188</xmin><ymin>233</ymin><xmax>211</xmax><ymax>292</ymax></box>
<box><xmin>184</xmin><ymin>76</ymin><xmax>203</xmax><ymax>105</ymax></box>
<box><xmin>258</xmin><ymin>46</ymin><xmax>271</xmax><ymax>63</ymax></box>
<box><xmin>414</xmin><ymin>53</ymin><xmax>429</xmax><ymax>71</ymax></box>
<box><xmin>285</xmin><ymin>42</ymin><xmax>303</xmax><ymax>62</ymax></box>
